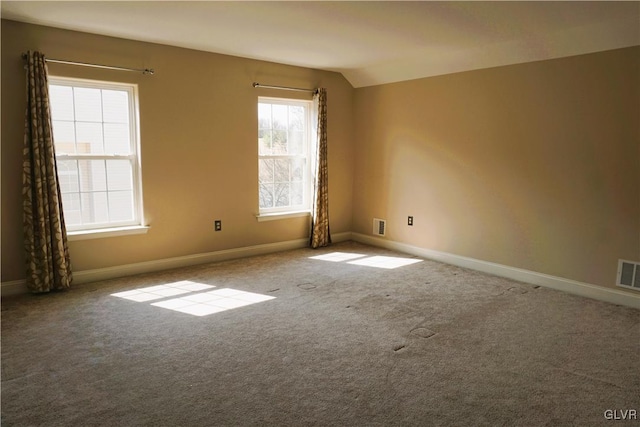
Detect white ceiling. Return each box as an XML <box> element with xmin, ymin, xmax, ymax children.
<box><xmin>2</xmin><ymin>1</ymin><xmax>639</xmax><ymax>88</ymax></box>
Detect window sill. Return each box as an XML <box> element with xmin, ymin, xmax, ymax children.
<box><xmin>256</xmin><ymin>211</ymin><xmax>311</xmax><ymax>222</ymax></box>
<box><xmin>67</xmin><ymin>225</ymin><xmax>150</xmax><ymax>241</ymax></box>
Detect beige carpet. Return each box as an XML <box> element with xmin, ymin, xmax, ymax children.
<box><xmin>2</xmin><ymin>241</ymin><xmax>639</xmax><ymax>426</ymax></box>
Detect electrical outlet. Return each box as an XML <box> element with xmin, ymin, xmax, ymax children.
<box><xmin>214</xmin><ymin>220</ymin><xmax>222</xmax><ymax>231</ymax></box>
<box><xmin>408</xmin><ymin>216</ymin><xmax>413</xmax><ymax>226</ymax></box>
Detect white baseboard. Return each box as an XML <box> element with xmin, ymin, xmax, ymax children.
<box><xmin>1</xmin><ymin>280</ymin><xmax>29</xmax><ymax>297</ymax></box>
<box><xmin>351</xmin><ymin>233</ymin><xmax>640</xmax><ymax>310</ymax></box>
<box><xmin>6</xmin><ymin>231</ymin><xmax>637</xmax><ymax>310</ymax></box>
<box><xmin>1</xmin><ymin>231</ymin><xmax>353</xmax><ymax>297</ymax></box>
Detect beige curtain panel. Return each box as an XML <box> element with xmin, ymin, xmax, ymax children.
<box><xmin>23</xmin><ymin>51</ymin><xmax>73</xmax><ymax>293</ymax></box>
<box><xmin>310</xmin><ymin>88</ymin><xmax>331</xmax><ymax>248</ymax></box>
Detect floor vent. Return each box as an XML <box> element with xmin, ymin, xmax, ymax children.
<box><xmin>373</xmin><ymin>218</ymin><xmax>386</xmax><ymax>236</ymax></box>
<box><xmin>617</xmin><ymin>260</ymin><xmax>640</xmax><ymax>291</ymax></box>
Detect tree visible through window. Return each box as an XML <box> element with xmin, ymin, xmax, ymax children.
<box><xmin>258</xmin><ymin>98</ymin><xmax>312</xmax><ymax>214</ymax></box>
<box><xmin>49</xmin><ymin>77</ymin><xmax>143</xmax><ymax>231</ymax></box>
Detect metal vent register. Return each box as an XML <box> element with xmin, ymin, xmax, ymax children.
<box><xmin>373</xmin><ymin>218</ymin><xmax>386</xmax><ymax>236</ymax></box>
<box><xmin>617</xmin><ymin>260</ymin><xmax>640</xmax><ymax>290</ymax></box>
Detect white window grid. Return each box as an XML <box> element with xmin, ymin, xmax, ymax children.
<box><xmin>258</xmin><ymin>97</ymin><xmax>314</xmax><ymax>214</ymax></box>
<box><xmin>49</xmin><ymin>77</ymin><xmax>143</xmax><ymax>231</ymax></box>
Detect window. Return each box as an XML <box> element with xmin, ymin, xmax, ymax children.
<box><xmin>49</xmin><ymin>77</ymin><xmax>144</xmax><ymax>235</ymax></box>
<box><xmin>257</xmin><ymin>97</ymin><xmax>313</xmax><ymax>216</ymax></box>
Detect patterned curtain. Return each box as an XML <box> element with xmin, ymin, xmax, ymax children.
<box><xmin>23</xmin><ymin>51</ymin><xmax>73</xmax><ymax>293</ymax></box>
<box><xmin>310</xmin><ymin>88</ymin><xmax>331</xmax><ymax>248</ymax></box>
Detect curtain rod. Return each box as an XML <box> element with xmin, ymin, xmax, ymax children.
<box><xmin>21</xmin><ymin>53</ymin><xmax>154</xmax><ymax>75</ymax></box>
<box><xmin>252</xmin><ymin>82</ymin><xmax>317</xmax><ymax>94</ymax></box>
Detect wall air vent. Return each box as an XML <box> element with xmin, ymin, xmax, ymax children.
<box><xmin>617</xmin><ymin>260</ymin><xmax>640</xmax><ymax>291</ymax></box>
<box><xmin>373</xmin><ymin>218</ymin><xmax>386</xmax><ymax>237</ymax></box>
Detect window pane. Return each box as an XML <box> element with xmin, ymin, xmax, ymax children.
<box><xmin>258</xmin><ymin>159</ymin><xmax>274</xmax><ymax>183</ymax></box>
<box><xmin>76</xmin><ymin>122</ymin><xmax>104</xmax><ymax>154</ymax></box>
<box><xmin>74</xmin><ymin>87</ymin><xmax>102</xmax><ymax>122</ymax></box>
<box><xmin>109</xmin><ymin>191</ymin><xmax>134</xmax><ymax>221</ymax></box>
<box><xmin>104</xmin><ymin>123</ymin><xmax>130</xmax><ymax>154</ymax></box>
<box><xmin>53</xmin><ymin>121</ymin><xmax>77</xmax><ymax>154</ymax></box>
<box><xmin>288</xmin><ymin>130</ymin><xmax>304</xmax><ymax>155</ymax></box>
<box><xmin>258</xmin><ymin>103</ymin><xmax>271</xmax><ymax>129</ymax></box>
<box><xmin>78</xmin><ymin>160</ymin><xmax>107</xmax><ymax>192</ymax></box>
<box><xmin>102</xmin><ymin>90</ymin><xmax>129</xmax><ymax>123</ymax></box>
<box><xmin>258</xmin><ymin>129</ymin><xmax>273</xmax><ymax>155</ymax></box>
<box><xmin>57</xmin><ymin>160</ymin><xmax>79</xmax><ymax>193</ymax></box>
<box><xmin>49</xmin><ymin>85</ymin><xmax>74</xmax><ymax>121</ymax></box>
<box><xmin>106</xmin><ymin>160</ymin><xmax>133</xmax><ymax>191</ymax></box>
<box><xmin>92</xmin><ymin>192</ymin><xmax>110</xmax><ymax>223</ymax></box>
<box><xmin>273</xmin><ymin>159</ymin><xmax>290</xmax><ymax>183</ymax></box>
<box><xmin>272</xmin><ymin>104</ymin><xmax>287</xmax><ymax>130</ymax></box>
<box><xmin>291</xmin><ymin>182</ymin><xmax>304</xmax><ymax>206</ymax></box>
<box><xmin>274</xmin><ymin>183</ymin><xmax>290</xmax><ymax>207</ymax></box>
<box><xmin>291</xmin><ymin>158</ymin><xmax>305</xmax><ymax>181</ymax></box>
<box><xmin>61</xmin><ymin>193</ymin><xmax>82</xmax><ymax>226</ymax></box>
<box><xmin>259</xmin><ymin>184</ymin><xmax>274</xmax><ymax>209</ymax></box>
<box><xmin>273</xmin><ymin>130</ymin><xmax>287</xmax><ymax>154</ymax></box>
<box><xmin>80</xmin><ymin>191</ymin><xmax>109</xmax><ymax>224</ymax></box>
<box><xmin>82</xmin><ymin>192</ymin><xmax>109</xmax><ymax>224</ymax></box>
<box><xmin>289</xmin><ymin>106</ymin><xmax>304</xmax><ymax>130</ymax></box>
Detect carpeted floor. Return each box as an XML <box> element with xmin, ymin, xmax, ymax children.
<box><xmin>2</xmin><ymin>241</ymin><xmax>639</xmax><ymax>426</ymax></box>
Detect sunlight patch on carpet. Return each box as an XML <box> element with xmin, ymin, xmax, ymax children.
<box><xmin>310</xmin><ymin>252</ymin><xmax>422</xmax><ymax>269</ymax></box>
<box><xmin>151</xmin><ymin>289</ymin><xmax>275</xmax><ymax>316</ymax></box>
<box><xmin>111</xmin><ymin>282</ymin><xmax>275</xmax><ymax>317</ymax></box>
<box><xmin>111</xmin><ymin>281</ymin><xmax>215</xmax><ymax>302</ymax></box>
<box><xmin>348</xmin><ymin>256</ymin><xmax>422</xmax><ymax>269</ymax></box>
<box><xmin>308</xmin><ymin>252</ymin><xmax>367</xmax><ymax>262</ymax></box>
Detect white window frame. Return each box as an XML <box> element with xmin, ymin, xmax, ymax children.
<box><xmin>257</xmin><ymin>97</ymin><xmax>315</xmax><ymax>220</ymax></box>
<box><xmin>49</xmin><ymin>76</ymin><xmax>147</xmax><ymax>239</ymax></box>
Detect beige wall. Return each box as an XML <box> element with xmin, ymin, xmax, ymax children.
<box><xmin>353</xmin><ymin>46</ymin><xmax>640</xmax><ymax>290</ymax></box>
<box><xmin>1</xmin><ymin>20</ymin><xmax>355</xmax><ymax>281</ymax></box>
<box><xmin>3</xmin><ymin>19</ymin><xmax>639</xmax><ymax>294</ymax></box>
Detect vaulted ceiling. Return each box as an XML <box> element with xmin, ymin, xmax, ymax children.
<box><xmin>2</xmin><ymin>1</ymin><xmax>639</xmax><ymax>87</ymax></box>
